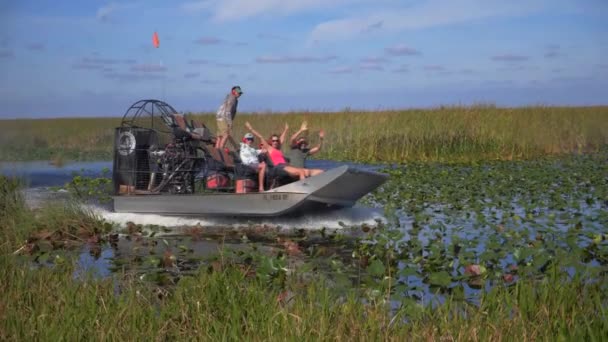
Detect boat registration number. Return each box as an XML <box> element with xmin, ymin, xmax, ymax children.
<box><xmin>263</xmin><ymin>194</ymin><xmax>289</xmax><ymax>201</ymax></box>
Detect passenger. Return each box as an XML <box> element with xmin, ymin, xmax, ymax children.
<box><xmin>287</xmin><ymin>121</ymin><xmax>325</xmax><ymax>169</ymax></box>
<box><xmin>244</xmin><ymin>122</ymin><xmax>323</xmax><ymax>180</ymax></box>
<box><xmin>239</xmin><ymin>132</ymin><xmax>266</xmax><ymax>192</ymax></box>
<box><xmin>215</xmin><ymin>85</ymin><xmax>243</xmax><ymax>150</ymax></box>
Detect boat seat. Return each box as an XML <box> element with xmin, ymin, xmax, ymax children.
<box><xmin>170</xmin><ymin>113</ymin><xmax>215</xmax><ymax>143</ymax></box>
<box><xmin>198</xmin><ymin>145</ymin><xmax>236</xmax><ymax>173</ymax></box>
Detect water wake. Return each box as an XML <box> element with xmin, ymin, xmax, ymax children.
<box><xmin>24</xmin><ymin>187</ymin><xmax>386</xmax><ymax>231</ymax></box>
<box><xmin>90</xmin><ymin>205</ymin><xmax>386</xmax><ymax>230</ymax></box>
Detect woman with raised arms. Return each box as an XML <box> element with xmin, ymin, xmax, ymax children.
<box><xmin>244</xmin><ymin>121</ymin><xmax>323</xmax><ymax>181</ymax></box>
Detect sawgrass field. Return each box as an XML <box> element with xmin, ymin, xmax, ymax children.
<box><xmin>1</xmin><ymin>105</ymin><xmax>607</xmax><ymax>163</ymax></box>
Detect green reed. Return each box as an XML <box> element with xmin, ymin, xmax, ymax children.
<box><xmin>1</xmin><ymin>242</ymin><xmax>606</xmax><ymax>340</ymax></box>
<box><xmin>1</xmin><ymin>106</ymin><xmax>607</xmax><ymax>162</ymax></box>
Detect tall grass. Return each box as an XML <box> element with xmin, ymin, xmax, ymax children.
<box><xmin>0</xmin><ymin>177</ymin><xmax>31</xmax><ymax>248</ymax></box>
<box><xmin>1</xmin><ymin>106</ymin><xmax>607</xmax><ymax>162</ymax></box>
<box><xmin>2</xmin><ymin>244</ymin><xmax>606</xmax><ymax>340</ymax></box>
<box><xmin>0</xmin><ymin>117</ymin><xmax>118</xmax><ymax>161</ymax></box>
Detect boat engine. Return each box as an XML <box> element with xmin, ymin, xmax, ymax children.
<box><xmin>152</xmin><ymin>141</ymin><xmax>198</xmax><ymax>194</ymax></box>
<box><xmin>113</xmin><ymin>99</ymin><xmax>208</xmax><ymax>195</ymax></box>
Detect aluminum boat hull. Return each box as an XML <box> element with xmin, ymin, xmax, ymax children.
<box><xmin>113</xmin><ymin>165</ymin><xmax>388</xmax><ymax>217</ymax></box>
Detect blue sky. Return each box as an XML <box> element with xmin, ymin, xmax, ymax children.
<box><xmin>0</xmin><ymin>0</ymin><xmax>607</xmax><ymax>118</ymax></box>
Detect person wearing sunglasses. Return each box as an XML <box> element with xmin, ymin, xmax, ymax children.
<box><xmin>215</xmin><ymin>85</ymin><xmax>243</xmax><ymax>150</ymax></box>
<box><xmin>245</xmin><ymin>122</ymin><xmax>323</xmax><ymax>181</ymax></box>
<box><xmin>287</xmin><ymin>121</ymin><xmax>325</xmax><ymax>168</ymax></box>
<box><xmin>239</xmin><ymin>132</ymin><xmax>266</xmax><ymax>192</ymax></box>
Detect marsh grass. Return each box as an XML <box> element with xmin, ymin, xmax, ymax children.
<box><xmin>0</xmin><ymin>177</ymin><xmax>31</xmax><ymax>248</ymax></box>
<box><xmin>1</xmin><ymin>106</ymin><xmax>607</xmax><ymax>162</ymax></box>
<box><xmin>1</xmin><ymin>242</ymin><xmax>606</xmax><ymax>340</ymax></box>
<box><xmin>1</xmin><ymin>174</ymin><xmax>607</xmax><ymax>340</ymax></box>
<box><xmin>0</xmin><ymin>117</ymin><xmax>117</xmax><ymax>161</ymax></box>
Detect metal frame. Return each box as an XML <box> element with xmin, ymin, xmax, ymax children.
<box><xmin>120</xmin><ymin>99</ymin><xmax>178</xmax><ymax>134</ymax></box>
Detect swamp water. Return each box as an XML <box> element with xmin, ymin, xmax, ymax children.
<box><xmin>2</xmin><ymin>153</ymin><xmax>607</xmax><ymax>306</ymax></box>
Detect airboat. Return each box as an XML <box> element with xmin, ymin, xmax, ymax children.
<box><xmin>112</xmin><ymin>99</ymin><xmax>388</xmax><ymax>216</ymax></box>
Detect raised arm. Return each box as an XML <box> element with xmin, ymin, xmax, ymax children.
<box><xmin>308</xmin><ymin>129</ymin><xmax>324</xmax><ymax>155</ymax></box>
<box><xmin>245</xmin><ymin>122</ymin><xmax>270</xmax><ymax>149</ymax></box>
<box><xmin>279</xmin><ymin>123</ymin><xmax>289</xmax><ymax>144</ymax></box>
<box><xmin>289</xmin><ymin>121</ymin><xmax>308</xmax><ymax>145</ymax></box>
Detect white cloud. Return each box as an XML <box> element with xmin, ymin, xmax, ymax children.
<box><xmin>308</xmin><ymin>0</ymin><xmax>551</xmax><ymax>42</ymax></box>
<box><xmin>182</xmin><ymin>0</ymin><xmax>350</xmax><ymax>21</ymax></box>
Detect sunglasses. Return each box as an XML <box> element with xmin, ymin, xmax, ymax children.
<box><xmin>246</xmin><ymin>137</ymin><xmax>254</xmax><ymax>141</ymax></box>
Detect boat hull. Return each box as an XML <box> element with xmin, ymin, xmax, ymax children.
<box><xmin>113</xmin><ymin>166</ymin><xmax>388</xmax><ymax>217</ymax></box>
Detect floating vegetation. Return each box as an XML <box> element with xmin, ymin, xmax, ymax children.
<box><xmin>1</xmin><ymin>148</ymin><xmax>608</xmax><ymax>339</ymax></box>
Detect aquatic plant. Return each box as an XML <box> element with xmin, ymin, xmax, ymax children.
<box><xmin>65</xmin><ymin>167</ymin><xmax>112</xmax><ymax>203</ymax></box>
<box><xmin>1</xmin><ymin>149</ymin><xmax>608</xmax><ymax>340</ymax></box>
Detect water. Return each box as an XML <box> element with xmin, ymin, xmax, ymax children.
<box><xmin>4</xmin><ymin>159</ymin><xmax>389</xmax><ymax>290</ymax></box>
<box><xmin>6</xmin><ymin>157</ymin><xmax>606</xmax><ymax>308</ymax></box>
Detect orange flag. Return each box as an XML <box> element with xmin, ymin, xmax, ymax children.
<box><xmin>153</xmin><ymin>32</ymin><xmax>160</xmax><ymax>48</ymax></box>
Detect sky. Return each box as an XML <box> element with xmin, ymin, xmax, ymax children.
<box><xmin>0</xmin><ymin>0</ymin><xmax>607</xmax><ymax>118</ymax></box>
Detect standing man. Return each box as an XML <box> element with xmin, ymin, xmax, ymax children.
<box><xmin>216</xmin><ymin>85</ymin><xmax>243</xmax><ymax>149</ymax></box>
<box><xmin>287</xmin><ymin>121</ymin><xmax>325</xmax><ymax>168</ymax></box>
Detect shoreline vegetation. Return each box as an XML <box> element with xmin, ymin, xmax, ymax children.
<box><xmin>1</xmin><ymin>105</ymin><xmax>607</xmax><ymax>163</ymax></box>
<box><xmin>1</xmin><ymin>106</ymin><xmax>608</xmax><ymax>339</ymax></box>
<box><xmin>0</xmin><ymin>156</ymin><xmax>608</xmax><ymax>341</ymax></box>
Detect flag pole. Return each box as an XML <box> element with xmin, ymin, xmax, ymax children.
<box><xmin>152</xmin><ymin>31</ymin><xmax>165</xmax><ymax>101</ymax></box>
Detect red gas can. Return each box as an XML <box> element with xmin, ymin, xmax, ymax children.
<box><xmin>206</xmin><ymin>173</ymin><xmax>230</xmax><ymax>189</ymax></box>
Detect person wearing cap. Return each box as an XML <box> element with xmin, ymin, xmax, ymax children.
<box><xmin>239</xmin><ymin>132</ymin><xmax>266</xmax><ymax>192</ymax></box>
<box><xmin>287</xmin><ymin>121</ymin><xmax>325</xmax><ymax>168</ymax></box>
<box><xmin>215</xmin><ymin>85</ymin><xmax>243</xmax><ymax>150</ymax></box>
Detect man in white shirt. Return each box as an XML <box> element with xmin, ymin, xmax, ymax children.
<box><xmin>239</xmin><ymin>132</ymin><xmax>266</xmax><ymax>192</ymax></box>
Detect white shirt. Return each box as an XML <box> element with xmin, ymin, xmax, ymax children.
<box><xmin>239</xmin><ymin>142</ymin><xmax>261</xmax><ymax>167</ymax></box>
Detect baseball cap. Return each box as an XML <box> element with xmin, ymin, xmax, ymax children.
<box><xmin>244</xmin><ymin>132</ymin><xmax>254</xmax><ymax>139</ymax></box>
<box><xmin>232</xmin><ymin>85</ymin><xmax>243</xmax><ymax>94</ymax></box>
